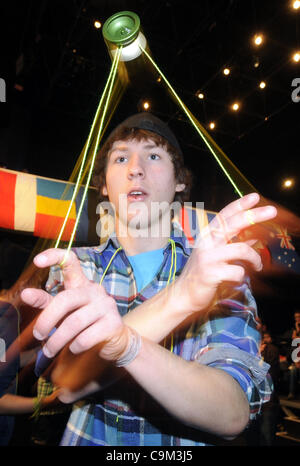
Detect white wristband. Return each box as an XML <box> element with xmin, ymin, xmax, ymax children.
<box><xmin>115</xmin><ymin>328</ymin><xmax>142</xmax><ymax>367</ymax></box>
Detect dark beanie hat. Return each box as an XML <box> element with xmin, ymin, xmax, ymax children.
<box><xmin>105</xmin><ymin>112</ymin><xmax>183</xmax><ymax>156</ymax></box>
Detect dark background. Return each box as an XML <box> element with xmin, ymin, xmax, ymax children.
<box><xmin>0</xmin><ymin>0</ymin><xmax>299</xmax><ymax>333</ymax></box>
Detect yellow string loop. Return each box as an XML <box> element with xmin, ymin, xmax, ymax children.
<box><xmin>56</xmin><ymin>45</ymin><xmax>123</xmax><ymax>268</ymax></box>
<box><xmin>164</xmin><ymin>239</ymin><xmax>177</xmax><ymax>352</ymax></box>
<box><xmin>99</xmin><ymin>247</ymin><xmax>122</xmax><ymax>286</ymax></box>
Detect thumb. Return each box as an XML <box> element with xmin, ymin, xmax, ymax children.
<box><xmin>34</xmin><ymin>248</ymin><xmax>88</xmax><ymax>289</ymax></box>
<box><xmin>21</xmin><ymin>288</ymin><xmax>53</xmax><ymax>309</ymax></box>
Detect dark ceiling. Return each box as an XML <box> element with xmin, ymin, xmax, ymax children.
<box><xmin>0</xmin><ymin>0</ymin><xmax>299</xmax><ymax>214</ymax></box>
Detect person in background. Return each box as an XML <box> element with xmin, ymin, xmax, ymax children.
<box><xmin>287</xmin><ymin>311</ymin><xmax>300</xmax><ymax>399</ymax></box>
<box><xmin>259</xmin><ymin>331</ymin><xmax>281</xmax><ymax>444</ymax></box>
<box><xmin>0</xmin><ymin>264</ymin><xmax>60</xmax><ymax>445</ymax></box>
<box><xmin>274</xmin><ymin>310</ymin><xmax>300</xmax><ymax>398</ymax></box>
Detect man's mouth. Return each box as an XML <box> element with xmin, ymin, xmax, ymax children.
<box><xmin>127</xmin><ymin>190</ymin><xmax>148</xmax><ymax>201</ymax></box>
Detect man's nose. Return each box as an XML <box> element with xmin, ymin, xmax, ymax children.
<box><xmin>127</xmin><ymin>155</ymin><xmax>145</xmax><ymax>179</ymax></box>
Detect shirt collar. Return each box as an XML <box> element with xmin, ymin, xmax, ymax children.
<box><xmin>94</xmin><ymin>223</ymin><xmax>191</xmax><ymax>257</ymax></box>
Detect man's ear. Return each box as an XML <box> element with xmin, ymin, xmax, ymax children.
<box><xmin>175</xmin><ymin>183</ymin><xmax>185</xmax><ymax>193</ymax></box>
<box><xmin>102</xmin><ymin>185</ymin><xmax>108</xmax><ymax>196</ymax></box>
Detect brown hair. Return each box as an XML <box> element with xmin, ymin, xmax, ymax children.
<box><xmin>92</xmin><ymin>127</ymin><xmax>193</xmax><ymax>205</ymax></box>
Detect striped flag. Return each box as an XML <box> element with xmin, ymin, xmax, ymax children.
<box><xmin>34</xmin><ymin>177</ymin><xmax>77</xmax><ymax>241</ymax></box>
<box><xmin>0</xmin><ymin>168</ymin><xmax>98</xmax><ymax>244</ymax></box>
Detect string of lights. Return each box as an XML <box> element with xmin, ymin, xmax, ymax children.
<box><xmin>4</xmin><ymin>1</ymin><xmax>298</xmax><ymax>200</ymax></box>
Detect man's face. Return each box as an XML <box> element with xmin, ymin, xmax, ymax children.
<box><xmin>102</xmin><ymin>138</ymin><xmax>185</xmax><ymax>232</ymax></box>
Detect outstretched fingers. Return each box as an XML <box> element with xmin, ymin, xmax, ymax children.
<box><xmin>196</xmin><ymin>193</ymin><xmax>277</xmax><ymax>249</ymax></box>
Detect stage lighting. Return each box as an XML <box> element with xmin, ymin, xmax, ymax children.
<box><xmin>283</xmin><ymin>179</ymin><xmax>294</xmax><ymax>188</ymax></box>
<box><xmin>293</xmin><ymin>52</ymin><xmax>300</xmax><ymax>62</ymax></box>
<box><xmin>293</xmin><ymin>1</ymin><xmax>300</xmax><ymax>10</ymax></box>
<box><xmin>253</xmin><ymin>34</ymin><xmax>263</xmax><ymax>46</ymax></box>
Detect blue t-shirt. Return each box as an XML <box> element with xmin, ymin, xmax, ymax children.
<box><xmin>128</xmin><ymin>248</ymin><xmax>164</xmax><ymax>293</ymax></box>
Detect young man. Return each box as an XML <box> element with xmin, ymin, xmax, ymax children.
<box><xmin>22</xmin><ymin>113</ymin><xmax>278</xmax><ymax>446</ymax></box>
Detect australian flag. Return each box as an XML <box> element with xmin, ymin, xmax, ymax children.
<box><xmin>177</xmin><ymin>206</ymin><xmax>300</xmax><ymax>275</ymax></box>
<box><xmin>268</xmin><ymin>225</ymin><xmax>300</xmax><ymax>274</ymax></box>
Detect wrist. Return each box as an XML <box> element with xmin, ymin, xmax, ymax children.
<box><xmin>170</xmin><ymin>278</ymin><xmax>196</xmax><ymax>317</ymax></box>
<box><xmin>114</xmin><ymin>327</ymin><xmax>142</xmax><ymax>367</ymax></box>
<box><xmin>99</xmin><ymin>326</ymin><xmax>140</xmax><ymax>364</ymax></box>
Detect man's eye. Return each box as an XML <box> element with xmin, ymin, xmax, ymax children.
<box><xmin>149</xmin><ymin>153</ymin><xmax>160</xmax><ymax>160</ymax></box>
<box><xmin>116</xmin><ymin>156</ymin><xmax>127</xmax><ymax>163</ymax></box>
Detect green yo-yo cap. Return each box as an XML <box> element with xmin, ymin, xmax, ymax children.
<box><xmin>103</xmin><ymin>11</ymin><xmax>141</xmax><ymax>46</ymax></box>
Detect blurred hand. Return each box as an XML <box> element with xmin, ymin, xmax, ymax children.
<box><xmin>174</xmin><ymin>193</ymin><xmax>277</xmax><ymax>315</ymax></box>
<box><xmin>40</xmin><ymin>389</ymin><xmax>62</xmax><ymax>409</ymax></box>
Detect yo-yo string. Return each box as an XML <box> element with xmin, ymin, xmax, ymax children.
<box><xmin>54</xmin><ymin>46</ymin><xmax>121</xmax><ymax>251</ymax></box>
<box><xmin>164</xmin><ymin>238</ymin><xmax>177</xmax><ymax>352</ymax></box>
<box><xmin>99</xmin><ymin>247</ymin><xmax>122</xmax><ymax>286</ymax></box>
<box><xmin>166</xmin><ymin>239</ymin><xmax>177</xmax><ymax>286</ymax></box>
<box><xmin>68</xmin><ymin>76</ymin><xmax>125</xmax><ymax>187</ymax></box>
<box><xmin>139</xmin><ymin>45</ymin><xmax>258</xmax><ymax>199</ymax></box>
<box><xmin>59</xmin><ymin>45</ymin><xmax>123</xmax><ymax>265</ymax></box>
<box><xmin>54</xmin><ymin>46</ymin><xmax>122</xmax><ymax>253</ymax></box>
<box><xmin>58</xmin><ymin>46</ymin><xmax>123</xmax><ymax>266</ymax></box>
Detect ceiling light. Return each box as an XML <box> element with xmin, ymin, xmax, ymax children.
<box><xmin>293</xmin><ymin>52</ymin><xmax>300</xmax><ymax>62</ymax></box>
<box><xmin>94</xmin><ymin>20</ymin><xmax>101</xmax><ymax>29</ymax></box>
<box><xmin>209</xmin><ymin>122</ymin><xmax>216</xmax><ymax>130</ymax></box>
<box><xmin>283</xmin><ymin>178</ymin><xmax>294</xmax><ymax>188</ymax></box>
<box><xmin>223</xmin><ymin>68</ymin><xmax>230</xmax><ymax>75</ymax></box>
<box><xmin>143</xmin><ymin>101</ymin><xmax>150</xmax><ymax>110</ymax></box>
<box><xmin>259</xmin><ymin>81</ymin><xmax>266</xmax><ymax>89</ymax></box>
<box><xmin>253</xmin><ymin>34</ymin><xmax>263</xmax><ymax>46</ymax></box>
<box><xmin>231</xmin><ymin>102</ymin><xmax>240</xmax><ymax>111</ymax></box>
<box><xmin>293</xmin><ymin>1</ymin><xmax>300</xmax><ymax>9</ymax></box>
<box><xmin>197</xmin><ymin>92</ymin><xmax>204</xmax><ymax>99</ymax></box>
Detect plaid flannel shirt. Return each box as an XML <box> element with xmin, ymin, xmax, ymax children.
<box><xmin>41</xmin><ymin>224</ymin><xmax>272</xmax><ymax>446</ymax></box>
